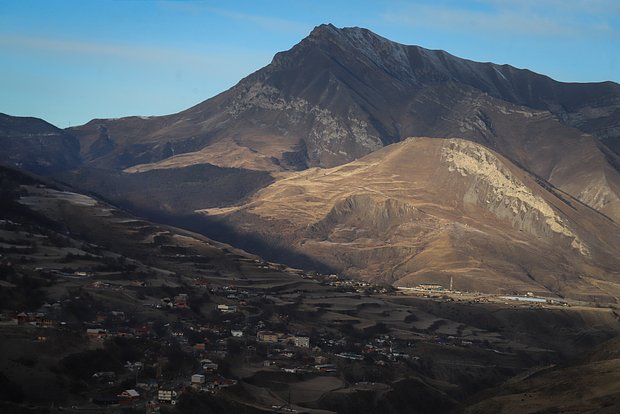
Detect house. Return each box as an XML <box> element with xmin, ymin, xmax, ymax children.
<box><xmin>118</xmin><ymin>389</ymin><xmax>140</xmax><ymax>404</ymax></box>
<box><xmin>174</xmin><ymin>294</ymin><xmax>189</xmax><ymax>309</ymax></box>
<box><xmin>293</xmin><ymin>336</ymin><xmax>310</xmax><ymax>348</ymax></box>
<box><xmin>191</xmin><ymin>374</ymin><xmax>205</xmax><ymax>385</ymax></box>
<box><xmin>257</xmin><ymin>331</ymin><xmax>279</xmax><ymax>343</ymax></box>
<box><xmin>217</xmin><ymin>304</ymin><xmax>237</xmax><ymax>313</ymax></box>
<box><xmin>201</xmin><ymin>359</ymin><xmax>218</xmax><ymax>372</ymax></box>
<box><xmin>314</xmin><ymin>355</ymin><xmax>328</xmax><ymax>365</ymax></box>
<box><xmin>157</xmin><ymin>389</ymin><xmax>178</xmax><ymax>405</ymax></box>
<box><xmin>16</xmin><ymin>312</ymin><xmax>28</xmax><ymax>324</ymax></box>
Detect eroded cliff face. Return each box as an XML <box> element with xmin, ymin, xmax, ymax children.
<box><xmin>226</xmin><ymin>81</ymin><xmax>383</xmax><ymax>167</ymax></box>
<box><xmin>202</xmin><ymin>138</ymin><xmax>620</xmax><ymax>301</ymax></box>
<box><xmin>440</xmin><ymin>139</ymin><xmax>589</xmax><ymax>256</ymax></box>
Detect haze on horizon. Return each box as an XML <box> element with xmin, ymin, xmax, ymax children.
<box><xmin>1</xmin><ymin>0</ymin><xmax>618</xmax><ymax>128</ymax></box>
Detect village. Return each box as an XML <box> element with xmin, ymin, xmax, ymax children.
<box><xmin>2</xmin><ymin>186</ymin><xmax>618</xmax><ymax>414</ymax></box>
<box><xmin>1</xmin><ymin>249</ymin><xmax>525</xmax><ymax>414</ymax></box>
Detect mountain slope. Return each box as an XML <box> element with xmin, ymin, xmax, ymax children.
<box><xmin>202</xmin><ymin>138</ymin><xmax>620</xmax><ymax>302</ymax></box>
<box><xmin>462</xmin><ymin>335</ymin><xmax>620</xmax><ymax>414</ymax></box>
<box><xmin>66</xmin><ymin>25</ymin><xmax>620</xmax><ymax>223</ymax></box>
<box><xmin>0</xmin><ymin>113</ymin><xmax>81</xmax><ymax>174</ymax></box>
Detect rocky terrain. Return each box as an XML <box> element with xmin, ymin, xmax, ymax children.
<box><xmin>2</xmin><ymin>25</ymin><xmax>620</xmax><ymax>300</ymax></box>
<box><xmin>203</xmin><ymin>138</ymin><xmax>620</xmax><ymax>302</ymax></box>
<box><xmin>65</xmin><ymin>25</ymin><xmax>620</xmax><ymax>223</ymax></box>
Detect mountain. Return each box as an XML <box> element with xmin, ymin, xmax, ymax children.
<box><xmin>202</xmin><ymin>137</ymin><xmax>620</xmax><ymax>302</ymax></box>
<box><xmin>0</xmin><ymin>113</ymin><xmax>81</xmax><ymax>174</ymax></box>
<box><xmin>8</xmin><ymin>25</ymin><xmax>620</xmax><ymax>299</ymax></box>
<box><xmin>66</xmin><ymin>25</ymin><xmax>620</xmax><ymax>223</ymax></box>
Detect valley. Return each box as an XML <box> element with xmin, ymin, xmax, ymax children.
<box><xmin>2</xmin><ymin>167</ymin><xmax>620</xmax><ymax>413</ymax></box>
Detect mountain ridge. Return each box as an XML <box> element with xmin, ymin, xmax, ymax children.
<box><xmin>63</xmin><ymin>25</ymin><xmax>620</xmax><ymax>223</ymax></box>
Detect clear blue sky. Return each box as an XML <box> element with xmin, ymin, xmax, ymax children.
<box><xmin>1</xmin><ymin>0</ymin><xmax>619</xmax><ymax>128</ymax></box>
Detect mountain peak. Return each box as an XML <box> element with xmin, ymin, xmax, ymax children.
<box><xmin>307</xmin><ymin>24</ymin><xmax>399</xmax><ymax>49</ymax></box>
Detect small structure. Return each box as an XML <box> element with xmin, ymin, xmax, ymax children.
<box><xmin>191</xmin><ymin>374</ymin><xmax>206</xmax><ymax>385</ymax></box>
<box><xmin>118</xmin><ymin>389</ymin><xmax>140</xmax><ymax>404</ymax></box>
<box><xmin>231</xmin><ymin>330</ymin><xmax>243</xmax><ymax>337</ymax></box>
<box><xmin>257</xmin><ymin>331</ymin><xmax>279</xmax><ymax>343</ymax></box>
<box><xmin>157</xmin><ymin>389</ymin><xmax>177</xmax><ymax>405</ymax></box>
<box><xmin>174</xmin><ymin>294</ymin><xmax>189</xmax><ymax>309</ymax></box>
<box><xmin>293</xmin><ymin>336</ymin><xmax>310</xmax><ymax>348</ymax></box>
<box><xmin>314</xmin><ymin>355</ymin><xmax>328</xmax><ymax>365</ymax></box>
<box><xmin>217</xmin><ymin>304</ymin><xmax>237</xmax><ymax>313</ymax></box>
<box><xmin>416</xmin><ymin>284</ymin><xmax>445</xmax><ymax>292</ymax></box>
<box><xmin>201</xmin><ymin>359</ymin><xmax>218</xmax><ymax>372</ymax></box>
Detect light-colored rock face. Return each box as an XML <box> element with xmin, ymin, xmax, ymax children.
<box><xmin>226</xmin><ymin>81</ymin><xmax>383</xmax><ymax>165</ymax></box>
<box><xmin>440</xmin><ymin>139</ymin><xmax>589</xmax><ymax>256</ymax></box>
<box><xmin>203</xmin><ymin>138</ymin><xmax>620</xmax><ymax>301</ymax></box>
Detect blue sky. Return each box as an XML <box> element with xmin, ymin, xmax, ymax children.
<box><xmin>1</xmin><ymin>0</ymin><xmax>618</xmax><ymax>128</ymax></box>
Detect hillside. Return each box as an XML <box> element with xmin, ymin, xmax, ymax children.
<box><xmin>203</xmin><ymin>138</ymin><xmax>620</xmax><ymax>302</ymax></box>
<box><xmin>0</xmin><ymin>113</ymin><xmax>81</xmax><ymax>174</ymax></box>
<box><xmin>462</xmin><ymin>335</ymin><xmax>620</xmax><ymax>413</ymax></box>
<box><xmin>2</xmin><ymin>165</ymin><xmax>620</xmax><ymax>414</ymax></box>
<box><xmin>65</xmin><ymin>25</ymin><xmax>620</xmax><ymax>222</ymax></box>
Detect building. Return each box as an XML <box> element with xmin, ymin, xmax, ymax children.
<box><xmin>257</xmin><ymin>331</ymin><xmax>279</xmax><ymax>343</ymax></box>
<box><xmin>174</xmin><ymin>294</ymin><xmax>189</xmax><ymax>309</ymax></box>
<box><xmin>314</xmin><ymin>355</ymin><xmax>328</xmax><ymax>365</ymax></box>
<box><xmin>201</xmin><ymin>359</ymin><xmax>218</xmax><ymax>372</ymax></box>
<box><xmin>293</xmin><ymin>336</ymin><xmax>310</xmax><ymax>348</ymax></box>
<box><xmin>118</xmin><ymin>389</ymin><xmax>140</xmax><ymax>404</ymax></box>
<box><xmin>416</xmin><ymin>284</ymin><xmax>445</xmax><ymax>292</ymax></box>
<box><xmin>157</xmin><ymin>389</ymin><xmax>178</xmax><ymax>405</ymax></box>
<box><xmin>217</xmin><ymin>304</ymin><xmax>237</xmax><ymax>313</ymax></box>
<box><xmin>231</xmin><ymin>330</ymin><xmax>243</xmax><ymax>337</ymax></box>
<box><xmin>191</xmin><ymin>374</ymin><xmax>205</xmax><ymax>385</ymax></box>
